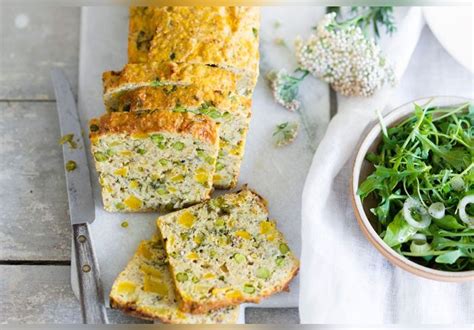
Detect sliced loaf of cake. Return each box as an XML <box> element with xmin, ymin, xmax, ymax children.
<box><xmin>89</xmin><ymin>111</ymin><xmax>218</xmax><ymax>212</ymax></box>
<box><xmin>156</xmin><ymin>188</ymin><xmax>300</xmax><ymax>313</ymax></box>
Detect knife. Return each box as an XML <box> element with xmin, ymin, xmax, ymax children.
<box><xmin>51</xmin><ymin>68</ymin><xmax>108</xmax><ymax>324</ymax></box>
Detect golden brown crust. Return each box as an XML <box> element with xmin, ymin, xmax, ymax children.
<box><xmin>102</xmin><ymin>62</ymin><xmax>247</xmax><ymax>99</ymax></box>
<box><xmin>179</xmin><ymin>263</ymin><xmax>300</xmax><ymax>314</ymax></box>
<box><xmin>89</xmin><ymin>110</ymin><xmax>218</xmax><ymax>145</ymax></box>
<box><xmin>107</xmin><ymin>85</ymin><xmax>251</xmax><ymax>115</ymax></box>
<box><xmin>128</xmin><ymin>7</ymin><xmax>160</xmax><ymax>63</ymax></box>
<box><xmin>128</xmin><ymin>6</ymin><xmax>259</xmax><ymax>80</ymax></box>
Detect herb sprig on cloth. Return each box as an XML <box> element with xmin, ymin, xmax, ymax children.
<box><xmin>358</xmin><ymin>102</ymin><xmax>474</xmax><ymax>271</ymax></box>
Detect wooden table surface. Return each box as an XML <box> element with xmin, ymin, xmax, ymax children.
<box><xmin>1</xmin><ymin>5</ymin><xmax>472</xmax><ymax>325</ymax></box>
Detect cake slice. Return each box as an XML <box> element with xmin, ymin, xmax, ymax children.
<box><xmin>156</xmin><ymin>188</ymin><xmax>300</xmax><ymax>313</ymax></box>
<box><xmin>128</xmin><ymin>6</ymin><xmax>260</xmax><ymax>88</ymax></box>
<box><xmin>106</xmin><ymin>85</ymin><xmax>251</xmax><ymax>189</ymax></box>
<box><xmin>102</xmin><ymin>62</ymin><xmax>253</xmax><ymax>112</ymax></box>
<box><xmin>110</xmin><ymin>234</ymin><xmax>239</xmax><ymax>324</ymax></box>
<box><xmin>89</xmin><ymin>111</ymin><xmax>218</xmax><ymax>212</ymax></box>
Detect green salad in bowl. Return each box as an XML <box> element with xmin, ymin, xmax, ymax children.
<box><xmin>357</xmin><ymin>100</ymin><xmax>473</xmax><ymax>272</ymax></box>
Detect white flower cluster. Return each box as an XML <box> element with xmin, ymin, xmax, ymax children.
<box><xmin>295</xmin><ymin>13</ymin><xmax>395</xmax><ymax>97</ymax></box>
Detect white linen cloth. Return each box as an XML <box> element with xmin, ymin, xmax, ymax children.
<box><xmin>299</xmin><ymin>7</ymin><xmax>474</xmax><ymax>324</ymax></box>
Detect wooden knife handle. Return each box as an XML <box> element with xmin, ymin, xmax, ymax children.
<box><xmin>73</xmin><ymin>223</ymin><xmax>108</xmax><ymax>324</ymax></box>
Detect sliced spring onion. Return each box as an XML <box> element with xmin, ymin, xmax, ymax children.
<box><xmin>458</xmin><ymin>194</ymin><xmax>474</xmax><ymax>228</ymax></box>
<box><xmin>450</xmin><ymin>177</ymin><xmax>465</xmax><ymax>192</ymax></box>
<box><xmin>403</xmin><ymin>198</ymin><xmax>431</xmax><ymax>229</ymax></box>
<box><xmin>428</xmin><ymin>202</ymin><xmax>445</xmax><ymax>219</ymax></box>
<box><xmin>410</xmin><ymin>238</ymin><xmax>431</xmax><ymax>254</ymax></box>
<box><xmin>409</xmin><ymin>233</ymin><xmax>431</xmax><ymax>253</ymax></box>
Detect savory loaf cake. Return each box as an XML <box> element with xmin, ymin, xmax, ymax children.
<box><xmin>89</xmin><ymin>111</ymin><xmax>219</xmax><ymax>212</ymax></box>
<box><xmin>156</xmin><ymin>188</ymin><xmax>300</xmax><ymax>313</ymax></box>
<box><xmin>106</xmin><ymin>85</ymin><xmax>251</xmax><ymax>189</ymax></box>
<box><xmin>102</xmin><ymin>62</ymin><xmax>253</xmax><ymax>111</ymax></box>
<box><xmin>128</xmin><ymin>7</ymin><xmax>160</xmax><ymax>64</ymax></box>
<box><xmin>110</xmin><ymin>234</ymin><xmax>239</xmax><ymax>324</ymax></box>
<box><xmin>128</xmin><ymin>6</ymin><xmax>260</xmax><ymax>88</ymax></box>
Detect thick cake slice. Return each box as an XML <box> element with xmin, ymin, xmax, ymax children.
<box><xmin>156</xmin><ymin>188</ymin><xmax>300</xmax><ymax>313</ymax></box>
<box><xmin>110</xmin><ymin>234</ymin><xmax>239</xmax><ymax>324</ymax></box>
<box><xmin>89</xmin><ymin>111</ymin><xmax>218</xmax><ymax>212</ymax></box>
<box><xmin>102</xmin><ymin>62</ymin><xmax>253</xmax><ymax>110</ymax></box>
<box><xmin>128</xmin><ymin>6</ymin><xmax>260</xmax><ymax>88</ymax></box>
<box><xmin>106</xmin><ymin>85</ymin><xmax>252</xmax><ymax>189</ymax></box>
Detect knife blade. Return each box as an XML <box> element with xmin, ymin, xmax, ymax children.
<box><xmin>51</xmin><ymin>68</ymin><xmax>108</xmax><ymax>324</ymax></box>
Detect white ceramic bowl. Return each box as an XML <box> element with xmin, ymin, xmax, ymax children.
<box><xmin>351</xmin><ymin>96</ymin><xmax>474</xmax><ymax>282</ymax></box>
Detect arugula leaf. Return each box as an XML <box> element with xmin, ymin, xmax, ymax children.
<box><xmin>383</xmin><ymin>212</ymin><xmax>417</xmax><ymax>247</ymax></box>
<box><xmin>435</xmin><ymin>250</ymin><xmax>466</xmax><ymax>264</ymax></box>
<box><xmin>433</xmin><ymin>215</ymin><xmax>465</xmax><ymax>230</ymax></box>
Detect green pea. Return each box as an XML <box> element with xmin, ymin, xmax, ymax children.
<box><xmin>197</xmin><ymin>150</ymin><xmax>206</xmax><ymax>158</ymax></box>
<box><xmin>115</xmin><ymin>203</ymin><xmax>125</xmax><ymax>210</ymax></box>
<box><xmin>150</xmin><ymin>134</ymin><xmax>164</xmax><ymax>143</ymax></box>
<box><xmin>233</xmin><ymin>253</ymin><xmax>246</xmax><ymax>264</ymax></box>
<box><xmin>276</xmin><ymin>255</ymin><xmax>285</xmax><ymax>267</ymax></box>
<box><xmin>173</xmin><ymin>142</ymin><xmax>185</xmax><ymax>151</ymax></box>
<box><xmin>192</xmin><ymin>276</ymin><xmax>199</xmax><ymax>283</ymax></box>
<box><xmin>279</xmin><ymin>243</ymin><xmax>290</xmax><ymax>254</ymax></box>
<box><xmin>215</xmin><ymin>218</ymin><xmax>225</xmax><ymax>228</ymax></box>
<box><xmin>206</xmin><ymin>156</ymin><xmax>215</xmax><ymax>165</ymax></box>
<box><xmin>159</xmin><ymin>159</ymin><xmax>168</xmax><ymax>166</ymax></box>
<box><xmin>176</xmin><ymin>272</ymin><xmax>188</xmax><ymax>282</ymax></box>
<box><xmin>216</xmin><ymin>162</ymin><xmax>225</xmax><ymax>171</ymax></box>
<box><xmin>157</xmin><ymin>188</ymin><xmax>168</xmax><ymax>195</ymax></box>
<box><xmin>136</xmin><ymin>148</ymin><xmax>146</xmax><ymax>155</ymax></box>
<box><xmin>94</xmin><ymin>152</ymin><xmax>108</xmax><ymax>162</ymax></box>
<box><xmin>256</xmin><ymin>267</ymin><xmax>270</xmax><ymax>280</ymax></box>
<box><xmin>65</xmin><ymin>160</ymin><xmax>77</xmax><ymax>172</ymax></box>
<box><xmin>222</xmin><ymin>112</ymin><xmax>232</xmax><ymax>120</ymax></box>
<box><xmin>243</xmin><ymin>283</ymin><xmax>255</xmax><ymax>294</ymax></box>
<box><xmin>121</xmin><ymin>221</ymin><xmax>129</xmax><ymax>228</ymax></box>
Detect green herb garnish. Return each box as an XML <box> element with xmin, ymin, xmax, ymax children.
<box><xmin>273</xmin><ymin>122</ymin><xmax>299</xmax><ymax>147</ymax></box>
<box><xmin>59</xmin><ymin>133</ymin><xmax>77</xmax><ymax>149</ymax></box>
<box><xmin>358</xmin><ymin>102</ymin><xmax>474</xmax><ymax>271</ymax></box>
<box><xmin>267</xmin><ymin>69</ymin><xmax>308</xmax><ymax>112</ymax></box>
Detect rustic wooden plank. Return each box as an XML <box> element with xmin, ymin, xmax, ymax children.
<box><xmin>0</xmin><ymin>265</ymin><xmax>149</xmax><ymax>324</ymax></box>
<box><xmin>0</xmin><ymin>265</ymin><xmax>81</xmax><ymax>324</ymax></box>
<box><xmin>246</xmin><ymin>308</ymin><xmax>299</xmax><ymax>324</ymax></box>
<box><xmin>0</xmin><ymin>101</ymin><xmax>71</xmax><ymax>261</ymax></box>
<box><xmin>0</xmin><ymin>7</ymin><xmax>79</xmax><ymax>100</ymax></box>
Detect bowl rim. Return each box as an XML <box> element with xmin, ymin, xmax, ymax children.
<box><xmin>351</xmin><ymin>95</ymin><xmax>474</xmax><ymax>282</ymax></box>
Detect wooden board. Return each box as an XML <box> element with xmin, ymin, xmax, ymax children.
<box><xmin>0</xmin><ymin>101</ymin><xmax>71</xmax><ymax>261</ymax></box>
<box><xmin>0</xmin><ymin>265</ymin><xmax>150</xmax><ymax>324</ymax></box>
<box><xmin>0</xmin><ymin>7</ymin><xmax>80</xmax><ymax>100</ymax></box>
